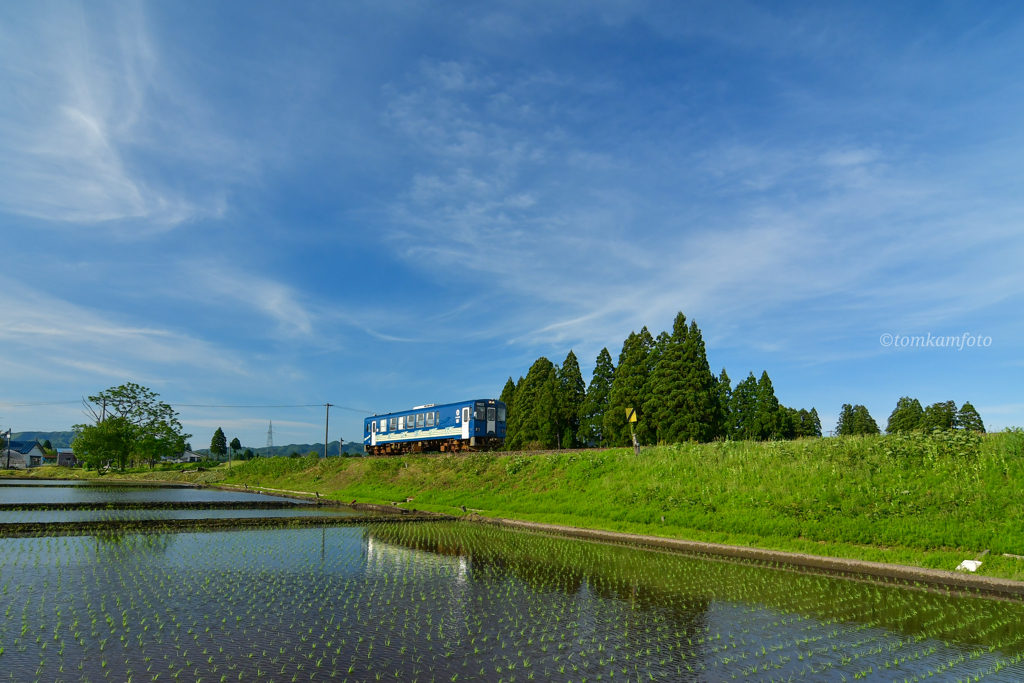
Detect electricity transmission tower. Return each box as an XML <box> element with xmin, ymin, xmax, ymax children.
<box><xmin>266</xmin><ymin>421</ymin><xmax>274</xmax><ymax>453</ymax></box>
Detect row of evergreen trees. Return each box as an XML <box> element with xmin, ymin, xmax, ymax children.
<box><xmin>499</xmin><ymin>312</ymin><xmax>822</xmax><ymax>450</ymax></box>
<box><xmin>781</xmin><ymin>398</ymin><xmax>985</xmax><ymax>437</ymax></box>
<box><xmin>886</xmin><ymin>398</ymin><xmax>985</xmax><ymax>433</ymax></box>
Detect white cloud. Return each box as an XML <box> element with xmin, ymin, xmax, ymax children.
<box><xmin>379</xmin><ymin>56</ymin><xmax>1024</xmax><ymax>365</ymax></box>
<box><xmin>187</xmin><ymin>266</ymin><xmax>315</xmax><ymax>337</ymax></box>
<box><xmin>0</xmin><ymin>278</ymin><xmax>247</xmax><ymax>379</ymax></box>
<box><xmin>0</xmin><ymin>1</ymin><xmax>227</xmax><ymax>227</ymax></box>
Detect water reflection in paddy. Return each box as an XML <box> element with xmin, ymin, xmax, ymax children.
<box><xmin>0</xmin><ymin>506</ymin><xmax>360</xmax><ymax>523</ymax></box>
<box><xmin>1</xmin><ymin>519</ymin><xmax>1022</xmax><ymax>682</ymax></box>
<box><xmin>0</xmin><ymin>483</ymin><xmax>293</xmax><ymax>505</ymax></box>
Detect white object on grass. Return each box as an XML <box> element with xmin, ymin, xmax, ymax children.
<box><xmin>956</xmin><ymin>560</ymin><xmax>983</xmax><ymax>572</ymax></box>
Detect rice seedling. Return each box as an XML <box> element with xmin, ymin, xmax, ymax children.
<box><xmin>2</xmin><ymin>482</ymin><xmax>1024</xmax><ymax>682</ymax></box>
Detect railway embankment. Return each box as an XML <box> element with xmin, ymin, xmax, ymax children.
<box><xmin>10</xmin><ymin>430</ymin><xmax>1024</xmax><ymax>582</ymax></box>
<box><xmin>201</xmin><ymin>430</ymin><xmax>1024</xmax><ymax>582</ymax></box>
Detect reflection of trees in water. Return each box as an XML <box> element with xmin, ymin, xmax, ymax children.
<box><xmin>368</xmin><ymin>522</ymin><xmax>1024</xmax><ymax>654</ymax></box>
<box><xmin>91</xmin><ymin>531</ymin><xmax>176</xmax><ymax>561</ymax></box>
<box><xmin>367</xmin><ymin>523</ymin><xmax>713</xmax><ymax>660</ymax></box>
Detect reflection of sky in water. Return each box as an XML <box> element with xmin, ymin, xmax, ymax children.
<box><xmin>0</xmin><ymin>507</ymin><xmax>360</xmax><ymax>523</ymax></box>
<box><xmin>0</xmin><ymin>485</ymin><xmax>290</xmax><ymax>504</ymax></box>
<box><xmin>1</xmin><ymin>520</ymin><xmax>1022</xmax><ymax>682</ymax></box>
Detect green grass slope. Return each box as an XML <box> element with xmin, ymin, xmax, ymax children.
<box><xmin>216</xmin><ymin>430</ymin><xmax>1024</xmax><ymax>580</ymax></box>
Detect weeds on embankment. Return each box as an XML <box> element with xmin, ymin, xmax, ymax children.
<box><xmin>48</xmin><ymin>430</ymin><xmax>1024</xmax><ymax>578</ymax></box>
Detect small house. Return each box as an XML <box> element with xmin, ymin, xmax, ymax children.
<box><xmin>178</xmin><ymin>451</ymin><xmax>204</xmax><ymax>463</ymax></box>
<box><xmin>56</xmin><ymin>448</ymin><xmax>78</xmax><ymax>467</ymax></box>
<box><xmin>2</xmin><ymin>440</ymin><xmax>47</xmax><ymax>469</ymax></box>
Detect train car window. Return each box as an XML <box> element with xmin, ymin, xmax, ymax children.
<box><xmin>497</xmin><ymin>405</ymin><xmax>506</xmax><ymax>422</ymax></box>
<box><xmin>475</xmin><ymin>402</ymin><xmax>486</xmax><ymax>420</ymax></box>
<box><xmin>416</xmin><ymin>413</ymin><xmax>424</xmax><ymax>428</ymax></box>
<box><xmin>380</xmin><ymin>420</ymin><xmax>386</xmax><ymax>431</ymax></box>
<box><xmin>426</xmin><ymin>412</ymin><xmax>435</xmax><ymax>427</ymax></box>
<box><xmin>398</xmin><ymin>416</ymin><xmax>405</xmax><ymax>430</ymax></box>
<box><xmin>389</xmin><ymin>417</ymin><xmax>397</xmax><ymax>430</ymax></box>
<box><xmin>365</xmin><ymin>423</ymin><xmax>370</xmax><ymax>434</ymax></box>
<box><xmin>435</xmin><ymin>411</ymin><xmax>441</xmax><ymax>425</ymax></box>
<box><xmin>487</xmin><ymin>407</ymin><xmax>496</xmax><ymax>422</ymax></box>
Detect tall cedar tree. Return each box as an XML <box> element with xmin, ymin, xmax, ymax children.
<box><xmin>645</xmin><ymin>313</ymin><xmax>688</xmax><ymax>442</ymax></box>
<box><xmin>727</xmin><ymin>373</ymin><xmax>760</xmax><ymax>439</ymax></box>
<box><xmin>956</xmin><ymin>402</ymin><xmax>985</xmax><ymax>432</ymax></box>
<box><xmin>752</xmin><ymin>371</ymin><xmax>785</xmax><ymax>440</ymax></box>
<box><xmin>716</xmin><ymin>369</ymin><xmax>731</xmax><ymax>436</ymax></box>
<box><xmin>802</xmin><ymin>408</ymin><xmax>823</xmax><ymax>437</ymax></box>
<box><xmin>558</xmin><ymin>351</ymin><xmax>586</xmax><ymax>448</ymax></box>
<box><xmin>646</xmin><ymin>314</ymin><xmax>720</xmax><ymax>443</ymax></box>
<box><xmin>210</xmin><ymin>427</ymin><xmax>227</xmax><ymax>457</ymax></box>
<box><xmin>506</xmin><ymin>358</ymin><xmax>559</xmax><ymax>450</ymax></box>
<box><xmin>922</xmin><ymin>400</ymin><xmax>957</xmax><ymax>431</ymax></box>
<box><xmin>605</xmin><ymin>327</ymin><xmax>655</xmax><ymax>446</ymax></box>
<box><xmin>579</xmin><ymin>348</ymin><xmax>615</xmax><ymax>446</ymax></box>
<box><xmin>781</xmin><ymin>407</ymin><xmax>822</xmax><ymax>438</ymax></box>
<box><xmin>835</xmin><ymin>404</ymin><xmax>880</xmax><ymax>435</ymax></box>
<box><xmin>499</xmin><ymin>377</ymin><xmax>518</xmax><ymax>441</ymax></box>
<box><xmin>886</xmin><ymin>397</ymin><xmax>924</xmax><ymax>433</ymax></box>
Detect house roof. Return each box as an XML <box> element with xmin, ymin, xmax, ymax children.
<box><xmin>4</xmin><ymin>440</ymin><xmax>43</xmax><ymax>455</ymax></box>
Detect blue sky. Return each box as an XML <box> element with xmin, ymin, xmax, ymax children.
<box><xmin>1</xmin><ymin>1</ymin><xmax>1023</xmax><ymax>448</ymax></box>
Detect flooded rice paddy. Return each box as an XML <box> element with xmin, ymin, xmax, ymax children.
<box><xmin>0</xmin><ymin>484</ymin><xmax>283</xmax><ymax>506</ymax></box>
<box><xmin>1</xmin><ymin>481</ymin><xmax>1023</xmax><ymax>682</ymax></box>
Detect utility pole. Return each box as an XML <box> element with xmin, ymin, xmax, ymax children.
<box><xmin>324</xmin><ymin>404</ymin><xmax>333</xmax><ymax>458</ymax></box>
<box><xmin>4</xmin><ymin>428</ymin><xmax>10</xmax><ymax>470</ymax></box>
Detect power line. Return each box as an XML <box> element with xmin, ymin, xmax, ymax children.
<box><xmin>173</xmin><ymin>403</ymin><xmax>372</xmax><ymax>414</ymax></box>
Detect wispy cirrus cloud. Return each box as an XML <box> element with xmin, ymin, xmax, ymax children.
<box><xmin>0</xmin><ymin>1</ymin><xmax>229</xmax><ymax>227</ymax></box>
<box><xmin>0</xmin><ymin>278</ymin><xmax>247</xmax><ymax>382</ymax></box>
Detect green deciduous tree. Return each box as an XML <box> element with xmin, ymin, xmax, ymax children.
<box><xmin>835</xmin><ymin>404</ymin><xmax>880</xmax><ymax>435</ymax></box>
<box><xmin>230</xmin><ymin>437</ymin><xmax>242</xmax><ymax>452</ymax></box>
<box><xmin>71</xmin><ymin>416</ymin><xmax>137</xmax><ymax>471</ymax></box>
<box><xmin>210</xmin><ymin>428</ymin><xmax>228</xmax><ymax>458</ymax></box>
<box><xmin>956</xmin><ymin>401</ymin><xmax>985</xmax><ymax>432</ymax></box>
<box><xmin>605</xmin><ymin>327</ymin><xmax>655</xmax><ymax>446</ymax></box>
<box><xmin>72</xmin><ymin>383</ymin><xmax>190</xmax><ymax>470</ymax></box>
<box><xmin>886</xmin><ymin>397</ymin><xmax>924</xmax><ymax>434</ymax></box>
<box><xmin>580</xmin><ymin>348</ymin><xmax>615</xmax><ymax>446</ymax></box>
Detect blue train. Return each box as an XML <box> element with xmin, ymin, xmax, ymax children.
<box><xmin>363</xmin><ymin>398</ymin><xmax>507</xmax><ymax>455</ymax></box>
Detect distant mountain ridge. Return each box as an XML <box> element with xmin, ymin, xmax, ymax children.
<box><xmin>197</xmin><ymin>440</ymin><xmax>365</xmax><ymax>457</ymax></box>
<box><xmin>9</xmin><ymin>431</ymin><xmax>76</xmax><ymax>448</ymax></box>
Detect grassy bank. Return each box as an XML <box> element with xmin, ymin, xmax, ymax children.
<box><xmin>210</xmin><ymin>430</ymin><xmax>1024</xmax><ymax>580</ymax></box>
<box><xmin>9</xmin><ymin>431</ymin><xmax>1024</xmax><ymax>580</ymax></box>
<box><xmin>0</xmin><ymin>462</ymin><xmax>231</xmax><ymax>485</ymax></box>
